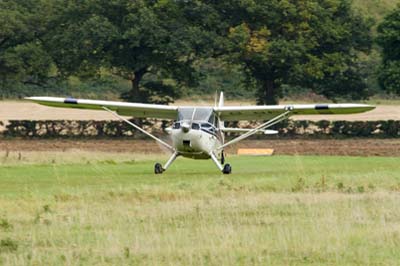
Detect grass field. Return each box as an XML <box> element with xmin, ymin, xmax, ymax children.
<box><xmin>0</xmin><ymin>152</ymin><xmax>400</xmax><ymax>265</ymax></box>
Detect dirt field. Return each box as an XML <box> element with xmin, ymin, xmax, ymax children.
<box><xmin>1</xmin><ymin>101</ymin><xmax>399</xmax><ymax>121</ymax></box>
<box><xmin>1</xmin><ymin>139</ymin><xmax>399</xmax><ymax>157</ymax></box>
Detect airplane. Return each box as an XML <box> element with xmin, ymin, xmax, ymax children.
<box><xmin>26</xmin><ymin>93</ymin><xmax>375</xmax><ymax>174</ymax></box>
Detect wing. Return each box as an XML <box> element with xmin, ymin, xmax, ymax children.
<box><xmin>214</xmin><ymin>103</ymin><xmax>375</xmax><ymax>121</ymax></box>
<box><xmin>25</xmin><ymin>96</ymin><xmax>178</xmax><ymax>120</ymax></box>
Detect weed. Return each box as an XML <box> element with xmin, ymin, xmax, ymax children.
<box><xmin>43</xmin><ymin>204</ymin><xmax>51</xmax><ymax>213</ymax></box>
<box><xmin>0</xmin><ymin>238</ymin><xmax>18</xmax><ymax>253</ymax></box>
<box><xmin>101</xmin><ymin>160</ymin><xmax>117</xmax><ymax>165</ymax></box>
<box><xmin>292</xmin><ymin>178</ymin><xmax>306</xmax><ymax>192</ymax></box>
<box><xmin>0</xmin><ymin>218</ymin><xmax>13</xmax><ymax>231</ymax></box>
<box><xmin>124</xmin><ymin>247</ymin><xmax>130</xmax><ymax>258</ymax></box>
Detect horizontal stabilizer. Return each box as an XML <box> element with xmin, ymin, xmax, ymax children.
<box><xmin>222</xmin><ymin>128</ymin><xmax>278</xmax><ymax>135</ymax></box>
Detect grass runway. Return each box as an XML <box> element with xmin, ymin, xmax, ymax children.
<box><xmin>0</xmin><ymin>153</ymin><xmax>399</xmax><ymax>265</ymax></box>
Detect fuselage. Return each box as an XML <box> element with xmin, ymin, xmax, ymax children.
<box><xmin>169</xmin><ymin>107</ymin><xmax>224</xmax><ymax>159</ymax></box>
<box><xmin>171</xmin><ymin>120</ymin><xmax>223</xmax><ymax>159</ymax></box>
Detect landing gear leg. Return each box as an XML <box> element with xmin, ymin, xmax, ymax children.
<box><xmin>210</xmin><ymin>152</ymin><xmax>232</xmax><ymax>174</ymax></box>
<box><xmin>155</xmin><ymin>152</ymin><xmax>179</xmax><ymax>174</ymax></box>
<box><xmin>221</xmin><ymin>151</ymin><xmax>225</xmax><ymax>165</ymax></box>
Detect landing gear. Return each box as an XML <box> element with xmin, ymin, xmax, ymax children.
<box><xmin>221</xmin><ymin>151</ymin><xmax>225</xmax><ymax>165</ymax></box>
<box><xmin>210</xmin><ymin>152</ymin><xmax>232</xmax><ymax>174</ymax></box>
<box><xmin>154</xmin><ymin>163</ymin><xmax>164</xmax><ymax>174</ymax></box>
<box><xmin>154</xmin><ymin>152</ymin><xmax>179</xmax><ymax>174</ymax></box>
<box><xmin>222</xmin><ymin>164</ymin><xmax>232</xmax><ymax>174</ymax></box>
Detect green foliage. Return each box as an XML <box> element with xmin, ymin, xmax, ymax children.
<box><xmin>42</xmin><ymin>0</ymin><xmax>222</xmax><ymax>103</ymax></box>
<box><xmin>0</xmin><ymin>0</ymin><xmax>397</xmax><ymax>102</ymax></box>
<box><xmin>218</xmin><ymin>0</ymin><xmax>374</xmax><ymax>104</ymax></box>
<box><xmin>353</xmin><ymin>0</ymin><xmax>398</xmax><ymax>23</ymax></box>
<box><xmin>378</xmin><ymin>61</ymin><xmax>400</xmax><ymax>95</ymax></box>
<box><xmin>189</xmin><ymin>58</ymin><xmax>251</xmax><ymax>99</ymax></box>
<box><xmin>0</xmin><ymin>1</ymin><xmax>53</xmax><ymax>91</ymax></box>
<box><xmin>0</xmin><ymin>75</ymin><xmax>129</xmax><ymax>100</ymax></box>
<box><xmin>377</xmin><ymin>6</ymin><xmax>400</xmax><ymax>95</ymax></box>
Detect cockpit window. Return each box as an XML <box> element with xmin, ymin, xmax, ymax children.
<box><xmin>191</xmin><ymin>123</ymin><xmax>200</xmax><ymax>130</ymax></box>
<box><xmin>173</xmin><ymin>122</ymin><xmax>181</xmax><ymax>129</ymax></box>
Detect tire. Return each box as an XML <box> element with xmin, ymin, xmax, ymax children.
<box><xmin>154</xmin><ymin>163</ymin><xmax>164</xmax><ymax>174</ymax></box>
<box><xmin>222</xmin><ymin>164</ymin><xmax>232</xmax><ymax>174</ymax></box>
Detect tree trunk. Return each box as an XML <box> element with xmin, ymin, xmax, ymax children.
<box><xmin>264</xmin><ymin>79</ymin><xmax>278</xmax><ymax>105</ymax></box>
<box><xmin>123</xmin><ymin>68</ymin><xmax>147</xmax><ymax>127</ymax></box>
<box><xmin>127</xmin><ymin>68</ymin><xmax>147</xmax><ymax>103</ymax></box>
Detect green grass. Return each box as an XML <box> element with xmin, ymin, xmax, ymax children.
<box><xmin>0</xmin><ymin>153</ymin><xmax>400</xmax><ymax>265</ymax></box>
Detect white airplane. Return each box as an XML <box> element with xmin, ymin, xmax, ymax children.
<box><xmin>26</xmin><ymin>93</ymin><xmax>374</xmax><ymax>174</ymax></box>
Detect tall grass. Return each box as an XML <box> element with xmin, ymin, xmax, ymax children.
<box><xmin>0</xmin><ymin>152</ymin><xmax>399</xmax><ymax>265</ymax></box>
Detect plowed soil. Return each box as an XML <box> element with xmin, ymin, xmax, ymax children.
<box><xmin>0</xmin><ymin>139</ymin><xmax>399</xmax><ymax>156</ymax></box>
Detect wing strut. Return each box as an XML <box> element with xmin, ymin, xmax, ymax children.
<box><xmin>102</xmin><ymin>107</ymin><xmax>175</xmax><ymax>152</ymax></box>
<box><xmin>217</xmin><ymin>110</ymin><xmax>291</xmax><ymax>150</ymax></box>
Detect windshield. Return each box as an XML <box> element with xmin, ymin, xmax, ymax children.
<box><xmin>178</xmin><ymin>107</ymin><xmax>214</xmax><ymax>122</ymax></box>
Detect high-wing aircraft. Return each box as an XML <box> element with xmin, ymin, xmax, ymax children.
<box><xmin>26</xmin><ymin>93</ymin><xmax>374</xmax><ymax>174</ymax></box>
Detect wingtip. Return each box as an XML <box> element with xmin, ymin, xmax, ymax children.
<box><xmin>364</xmin><ymin>104</ymin><xmax>376</xmax><ymax>111</ymax></box>
<box><xmin>24</xmin><ymin>96</ymin><xmax>37</xmax><ymax>101</ymax></box>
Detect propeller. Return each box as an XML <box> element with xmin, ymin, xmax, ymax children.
<box><xmin>181</xmin><ymin>108</ymin><xmax>197</xmax><ymax>133</ymax></box>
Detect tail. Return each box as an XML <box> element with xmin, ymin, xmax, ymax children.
<box><xmin>218</xmin><ymin>91</ymin><xmax>224</xmax><ymax>108</ymax></box>
<box><xmin>218</xmin><ymin>92</ymin><xmax>225</xmax><ymax>130</ymax></box>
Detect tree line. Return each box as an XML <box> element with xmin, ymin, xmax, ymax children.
<box><xmin>1</xmin><ymin>0</ymin><xmax>399</xmax><ymax>104</ymax></box>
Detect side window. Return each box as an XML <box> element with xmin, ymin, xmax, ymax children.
<box><xmin>191</xmin><ymin>123</ymin><xmax>200</xmax><ymax>130</ymax></box>
<box><xmin>201</xmin><ymin>123</ymin><xmax>215</xmax><ymax>133</ymax></box>
<box><xmin>173</xmin><ymin>122</ymin><xmax>180</xmax><ymax>129</ymax></box>
<box><xmin>208</xmin><ymin>113</ymin><xmax>215</xmax><ymax>125</ymax></box>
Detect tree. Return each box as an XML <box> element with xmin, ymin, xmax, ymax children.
<box><xmin>213</xmin><ymin>0</ymin><xmax>372</xmax><ymax>104</ymax></box>
<box><xmin>377</xmin><ymin>5</ymin><xmax>400</xmax><ymax>95</ymax></box>
<box><xmin>43</xmin><ymin>0</ymin><xmax>222</xmax><ymax>104</ymax></box>
<box><xmin>0</xmin><ymin>0</ymin><xmax>53</xmax><ymax>97</ymax></box>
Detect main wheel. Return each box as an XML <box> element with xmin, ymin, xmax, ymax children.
<box><xmin>154</xmin><ymin>163</ymin><xmax>164</xmax><ymax>174</ymax></box>
<box><xmin>222</xmin><ymin>164</ymin><xmax>232</xmax><ymax>174</ymax></box>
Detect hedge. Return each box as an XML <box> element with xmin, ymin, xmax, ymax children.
<box><xmin>1</xmin><ymin>120</ymin><xmax>164</xmax><ymax>139</ymax></box>
<box><xmin>1</xmin><ymin>119</ymin><xmax>399</xmax><ymax>139</ymax></box>
<box><xmin>273</xmin><ymin>120</ymin><xmax>400</xmax><ymax>138</ymax></box>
